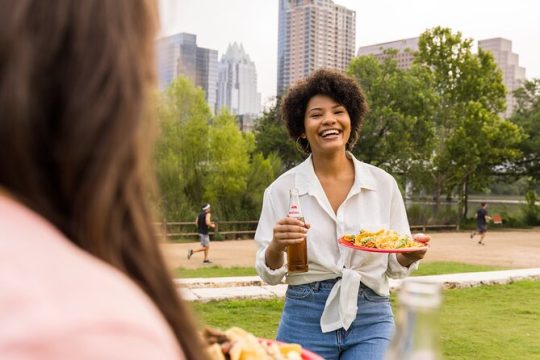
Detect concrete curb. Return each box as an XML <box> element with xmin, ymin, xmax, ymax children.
<box><xmin>176</xmin><ymin>268</ymin><xmax>540</xmax><ymax>302</ymax></box>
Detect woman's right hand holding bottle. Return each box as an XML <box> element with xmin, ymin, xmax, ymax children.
<box><xmin>265</xmin><ymin>218</ymin><xmax>310</xmax><ymax>269</ymax></box>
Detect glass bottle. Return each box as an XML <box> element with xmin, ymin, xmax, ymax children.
<box><xmin>286</xmin><ymin>188</ymin><xmax>308</xmax><ymax>273</ymax></box>
<box><xmin>385</xmin><ymin>279</ymin><xmax>443</xmax><ymax>360</ymax></box>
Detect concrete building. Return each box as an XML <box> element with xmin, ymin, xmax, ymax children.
<box><xmin>357</xmin><ymin>37</ymin><xmax>419</xmax><ymax>69</ymax></box>
<box><xmin>157</xmin><ymin>33</ymin><xmax>218</xmax><ymax>113</ymax></box>
<box><xmin>478</xmin><ymin>38</ymin><xmax>526</xmax><ymax>118</ymax></box>
<box><xmin>358</xmin><ymin>36</ymin><xmax>527</xmax><ymax>118</ymax></box>
<box><xmin>216</xmin><ymin>43</ymin><xmax>261</xmax><ymax>117</ymax></box>
<box><xmin>236</xmin><ymin>114</ymin><xmax>259</xmax><ymax>133</ymax></box>
<box><xmin>277</xmin><ymin>0</ymin><xmax>356</xmax><ymax>96</ymax></box>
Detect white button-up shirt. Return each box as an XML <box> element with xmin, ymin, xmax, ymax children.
<box><xmin>255</xmin><ymin>153</ymin><xmax>418</xmax><ymax>333</ymax></box>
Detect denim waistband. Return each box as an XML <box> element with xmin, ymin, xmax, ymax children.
<box><xmin>304</xmin><ymin>278</ymin><xmax>370</xmax><ymax>291</ymax></box>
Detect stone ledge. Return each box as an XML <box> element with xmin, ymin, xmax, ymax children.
<box><xmin>177</xmin><ymin>268</ymin><xmax>540</xmax><ymax>302</ymax></box>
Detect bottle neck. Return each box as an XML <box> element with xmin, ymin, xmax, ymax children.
<box><xmin>288</xmin><ymin>189</ymin><xmax>303</xmax><ymax>218</ymax></box>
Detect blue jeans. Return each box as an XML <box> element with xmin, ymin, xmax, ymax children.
<box><xmin>276</xmin><ymin>278</ymin><xmax>394</xmax><ymax>360</ymax></box>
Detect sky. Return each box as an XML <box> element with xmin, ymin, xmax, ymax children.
<box><xmin>158</xmin><ymin>0</ymin><xmax>540</xmax><ymax>108</ymax></box>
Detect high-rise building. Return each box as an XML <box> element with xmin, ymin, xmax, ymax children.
<box><xmin>277</xmin><ymin>0</ymin><xmax>356</xmax><ymax>96</ymax></box>
<box><xmin>216</xmin><ymin>43</ymin><xmax>261</xmax><ymax>117</ymax></box>
<box><xmin>157</xmin><ymin>33</ymin><xmax>218</xmax><ymax>113</ymax></box>
<box><xmin>357</xmin><ymin>37</ymin><xmax>419</xmax><ymax>69</ymax></box>
<box><xmin>478</xmin><ymin>38</ymin><xmax>526</xmax><ymax>118</ymax></box>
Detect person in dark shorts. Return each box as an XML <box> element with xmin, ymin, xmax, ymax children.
<box><xmin>470</xmin><ymin>202</ymin><xmax>492</xmax><ymax>245</ymax></box>
<box><xmin>188</xmin><ymin>203</ymin><xmax>216</xmax><ymax>263</ymax></box>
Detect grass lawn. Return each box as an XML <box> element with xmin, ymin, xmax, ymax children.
<box><xmin>174</xmin><ymin>261</ymin><xmax>507</xmax><ymax>278</ymax></box>
<box><xmin>411</xmin><ymin>261</ymin><xmax>508</xmax><ymax>276</ymax></box>
<box><xmin>191</xmin><ymin>280</ymin><xmax>540</xmax><ymax>359</ymax></box>
<box><xmin>173</xmin><ymin>266</ymin><xmax>257</xmax><ymax>278</ymax></box>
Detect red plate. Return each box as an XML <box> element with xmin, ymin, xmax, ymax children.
<box><xmin>259</xmin><ymin>339</ymin><xmax>324</xmax><ymax>360</ymax></box>
<box><xmin>338</xmin><ymin>237</ymin><xmax>428</xmax><ymax>253</ymax></box>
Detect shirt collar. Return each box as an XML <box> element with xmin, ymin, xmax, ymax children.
<box><xmin>294</xmin><ymin>152</ymin><xmax>377</xmax><ymax>196</ymax></box>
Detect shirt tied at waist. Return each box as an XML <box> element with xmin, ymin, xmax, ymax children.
<box><xmin>320</xmin><ymin>267</ymin><xmax>361</xmax><ymax>333</ymax></box>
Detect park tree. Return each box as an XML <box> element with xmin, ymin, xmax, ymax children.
<box><xmin>416</xmin><ymin>27</ymin><xmax>523</xmax><ymax>221</ymax></box>
<box><xmin>254</xmin><ymin>98</ymin><xmax>304</xmax><ymax>171</ymax></box>
<box><xmin>437</xmin><ymin>102</ymin><xmax>523</xmax><ymax>219</ymax></box>
<box><xmin>155</xmin><ymin>76</ymin><xmax>212</xmax><ymax>220</ymax></box>
<box><xmin>155</xmin><ymin>76</ymin><xmax>281</xmax><ymax>223</ymax></box>
<box><xmin>509</xmin><ymin>79</ymin><xmax>540</xmax><ymax>225</ymax></box>
<box><xmin>205</xmin><ymin>109</ymin><xmax>251</xmax><ymax>219</ymax></box>
<box><xmin>509</xmin><ymin>79</ymin><xmax>540</xmax><ymax>183</ymax></box>
<box><xmin>241</xmin><ymin>152</ymin><xmax>282</xmax><ymax>219</ymax></box>
<box><xmin>347</xmin><ymin>53</ymin><xmax>438</xmax><ymax>191</ymax></box>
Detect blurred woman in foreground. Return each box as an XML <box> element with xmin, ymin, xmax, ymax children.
<box><xmin>0</xmin><ymin>1</ymin><xmax>208</xmax><ymax>358</ymax></box>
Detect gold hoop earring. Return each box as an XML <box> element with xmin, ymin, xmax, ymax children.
<box><xmin>295</xmin><ymin>136</ymin><xmax>310</xmax><ymax>154</ymax></box>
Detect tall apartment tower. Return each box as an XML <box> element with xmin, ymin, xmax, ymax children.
<box><xmin>357</xmin><ymin>37</ymin><xmax>419</xmax><ymax>69</ymax></box>
<box><xmin>277</xmin><ymin>0</ymin><xmax>356</xmax><ymax>96</ymax></box>
<box><xmin>157</xmin><ymin>33</ymin><xmax>218</xmax><ymax>113</ymax></box>
<box><xmin>216</xmin><ymin>43</ymin><xmax>261</xmax><ymax>117</ymax></box>
<box><xmin>478</xmin><ymin>38</ymin><xmax>526</xmax><ymax>118</ymax></box>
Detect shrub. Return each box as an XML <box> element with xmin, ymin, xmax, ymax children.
<box><xmin>522</xmin><ymin>190</ymin><xmax>540</xmax><ymax>226</ymax></box>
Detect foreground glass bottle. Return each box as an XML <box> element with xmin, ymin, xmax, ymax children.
<box><xmin>286</xmin><ymin>188</ymin><xmax>308</xmax><ymax>273</ymax></box>
<box><xmin>384</xmin><ymin>279</ymin><xmax>443</xmax><ymax>360</ymax></box>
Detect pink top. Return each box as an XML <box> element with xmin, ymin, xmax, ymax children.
<box><xmin>0</xmin><ymin>193</ymin><xmax>184</xmax><ymax>359</ymax></box>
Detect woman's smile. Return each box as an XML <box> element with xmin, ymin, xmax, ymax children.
<box><xmin>304</xmin><ymin>95</ymin><xmax>351</xmax><ymax>154</ymax></box>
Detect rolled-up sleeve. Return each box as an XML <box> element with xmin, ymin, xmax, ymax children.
<box><xmin>255</xmin><ymin>188</ymin><xmax>287</xmax><ymax>285</ymax></box>
<box><xmin>386</xmin><ymin>178</ymin><xmax>420</xmax><ymax>278</ymax></box>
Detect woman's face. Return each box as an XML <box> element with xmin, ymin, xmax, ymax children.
<box><xmin>303</xmin><ymin>95</ymin><xmax>351</xmax><ymax>155</ymax></box>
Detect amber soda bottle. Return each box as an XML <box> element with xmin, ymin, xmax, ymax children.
<box><xmin>287</xmin><ymin>188</ymin><xmax>308</xmax><ymax>273</ymax></box>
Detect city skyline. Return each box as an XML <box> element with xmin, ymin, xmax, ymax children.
<box><xmin>277</xmin><ymin>0</ymin><xmax>356</xmax><ymax>95</ymax></box>
<box><xmin>159</xmin><ymin>0</ymin><xmax>540</xmax><ymax>108</ymax></box>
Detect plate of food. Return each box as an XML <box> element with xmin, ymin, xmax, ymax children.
<box><xmin>338</xmin><ymin>229</ymin><xmax>429</xmax><ymax>253</ymax></box>
<box><xmin>203</xmin><ymin>326</ymin><xmax>324</xmax><ymax>360</ymax></box>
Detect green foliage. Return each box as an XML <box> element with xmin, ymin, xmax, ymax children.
<box><xmin>155</xmin><ymin>77</ymin><xmax>212</xmax><ymax>220</ymax></box>
<box><xmin>522</xmin><ymin>190</ymin><xmax>540</xmax><ymax>225</ymax></box>
<box><xmin>415</xmin><ymin>27</ymin><xmax>524</xmax><ymax>221</ymax></box>
<box><xmin>509</xmin><ymin>79</ymin><xmax>540</xmax><ymax>181</ymax></box>
<box><xmin>253</xmin><ymin>99</ymin><xmax>304</xmax><ymax>171</ymax></box>
<box><xmin>205</xmin><ymin>109</ymin><xmax>251</xmax><ymax>219</ymax></box>
<box><xmin>242</xmin><ymin>152</ymin><xmax>282</xmax><ymax>219</ymax></box>
<box><xmin>406</xmin><ymin>204</ymin><xmax>431</xmax><ymax>225</ymax></box>
<box><xmin>347</xmin><ymin>54</ymin><xmax>437</xmax><ymax>178</ymax></box>
<box><xmin>154</xmin><ymin>77</ymin><xmax>281</xmax><ymax>221</ymax></box>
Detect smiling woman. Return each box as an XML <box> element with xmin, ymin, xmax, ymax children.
<box><xmin>254</xmin><ymin>68</ymin><xmax>430</xmax><ymax>360</ymax></box>
<box><xmin>281</xmin><ymin>69</ymin><xmax>368</xmax><ymax>154</ymax></box>
<box><xmin>304</xmin><ymin>95</ymin><xmax>352</xmax><ymax>155</ymax></box>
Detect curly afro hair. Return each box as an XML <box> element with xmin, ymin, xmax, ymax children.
<box><xmin>280</xmin><ymin>68</ymin><xmax>368</xmax><ymax>153</ymax></box>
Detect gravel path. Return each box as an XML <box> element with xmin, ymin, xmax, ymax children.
<box><xmin>161</xmin><ymin>228</ymin><xmax>540</xmax><ymax>270</ymax></box>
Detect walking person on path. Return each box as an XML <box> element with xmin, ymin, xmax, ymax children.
<box><xmin>471</xmin><ymin>202</ymin><xmax>492</xmax><ymax>245</ymax></box>
<box><xmin>188</xmin><ymin>203</ymin><xmax>216</xmax><ymax>263</ymax></box>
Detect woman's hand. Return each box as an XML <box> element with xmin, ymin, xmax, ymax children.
<box><xmin>265</xmin><ymin>217</ymin><xmax>310</xmax><ymax>269</ymax></box>
<box><xmin>396</xmin><ymin>233</ymin><xmax>431</xmax><ymax>267</ymax></box>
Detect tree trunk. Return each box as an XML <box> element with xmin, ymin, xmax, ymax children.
<box><xmin>432</xmin><ymin>174</ymin><xmax>441</xmax><ymax>221</ymax></box>
<box><xmin>463</xmin><ymin>180</ymin><xmax>469</xmax><ymax>222</ymax></box>
<box><xmin>456</xmin><ymin>182</ymin><xmax>464</xmax><ymax>231</ymax></box>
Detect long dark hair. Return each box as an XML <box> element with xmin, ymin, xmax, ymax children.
<box><xmin>0</xmin><ymin>1</ymin><xmax>207</xmax><ymax>358</ymax></box>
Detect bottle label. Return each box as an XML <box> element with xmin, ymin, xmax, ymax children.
<box><xmin>288</xmin><ymin>204</ymin><xmax>303</xmax><ymax>218</ymax></box>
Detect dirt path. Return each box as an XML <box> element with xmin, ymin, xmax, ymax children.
<box><xmin>161</xmin><ymin>228</ymin><xmax>540</xmax><ymax>271</ymax></box>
